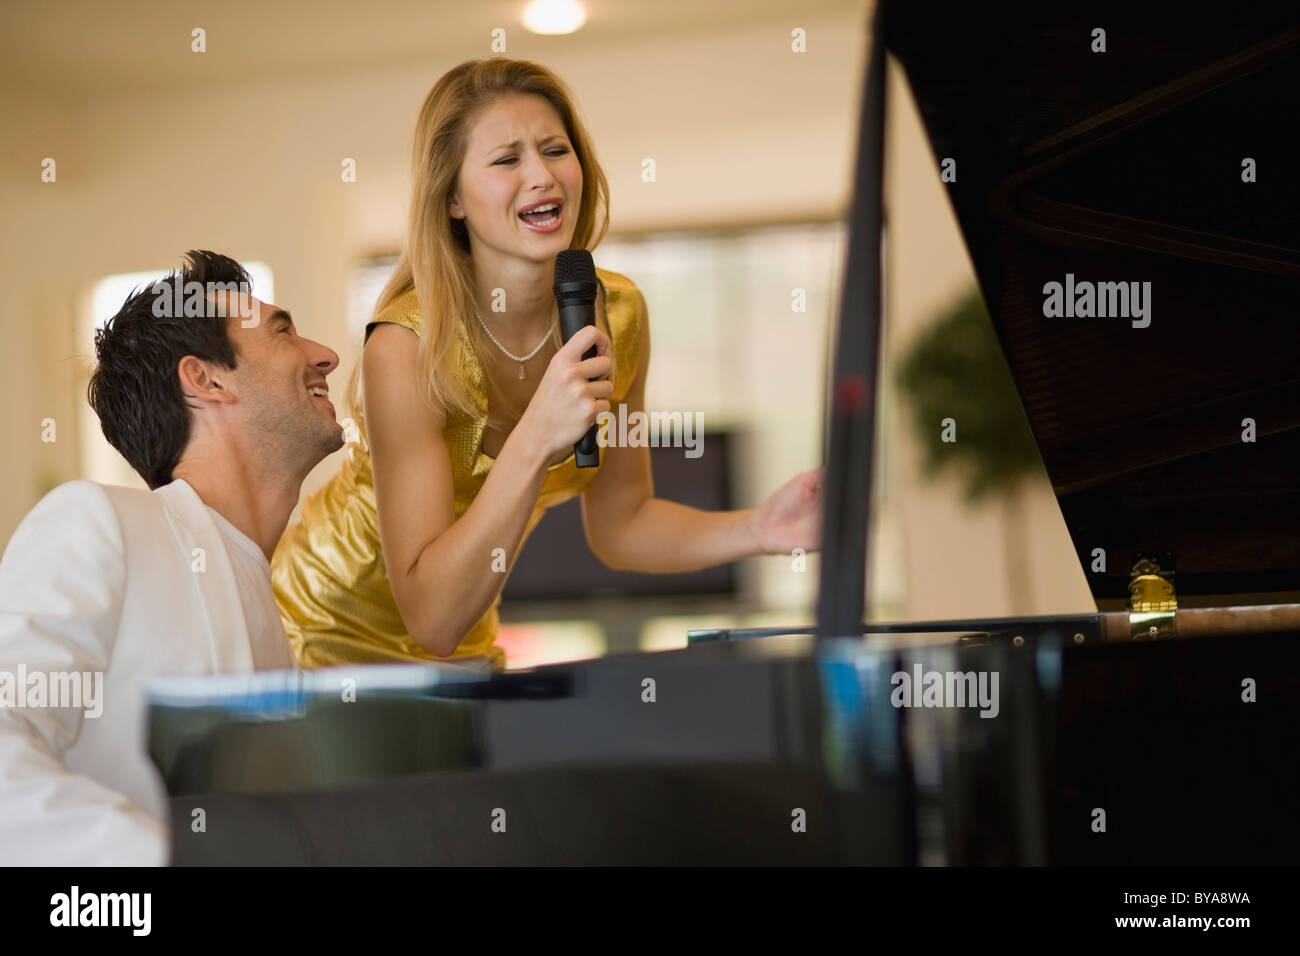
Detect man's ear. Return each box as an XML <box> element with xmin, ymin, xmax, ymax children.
<box><xmin>177</xmin><ymin>355</ymin><xmax>233</xmax><ymax>407</ymax></box>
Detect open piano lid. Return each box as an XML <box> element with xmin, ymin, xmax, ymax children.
<box><xmin>885</xmin><ymin>3</ymin><xmax>1300</xmax><ymax>608</ymax></box>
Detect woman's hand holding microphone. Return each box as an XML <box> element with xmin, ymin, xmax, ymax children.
<box><xmin>514</xmin><ymin>324</ymin><xmax>614</xmax><ymax>468</ymax></box>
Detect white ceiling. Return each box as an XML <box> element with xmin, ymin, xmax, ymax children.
<box><xmin>0</xmin><ymin>0</ymin><xmax>866</xmax><ymax>97</ymax></box>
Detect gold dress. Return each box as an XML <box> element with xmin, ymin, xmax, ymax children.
<box><xmin>271</xmin><ymin>268</ymin><xmax>645</xmax><ymax>672</ymax></box>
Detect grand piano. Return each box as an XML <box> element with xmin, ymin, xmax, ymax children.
<box><xmin>152</xmin><ymin>3</ymin><xmax>1300</xmax><ymax>865</ymax></box>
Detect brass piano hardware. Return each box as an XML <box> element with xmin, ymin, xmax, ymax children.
<box><xmin>1012</xmin><ymin>635</ymin><xmax>1024</xmax><ymax>647</ymax></box>
<box><xmin>1129</xmin><ymin>555</ymin><xmax>1177</xmax><ymax>640</ymax></box>
<box><xmin>1073</xmin><ymin>632</ymin><xmax>1085</xmax><ymax>644</ymax></box>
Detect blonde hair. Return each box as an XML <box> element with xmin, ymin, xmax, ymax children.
<box><xmin>356</xmin><ymin>57</ymin><xmax>612</xmax><ymax>431</ymax></box>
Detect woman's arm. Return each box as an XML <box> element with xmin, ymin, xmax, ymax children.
<box><xmin>578</xmin><ymin>312</ymin><xmax>763</xmax><ymax>571</ymax></box>
<box><xmin>365</xmin><ymin>323</ymin><xmax>552</xmax><ymax>656</ymax></box>
<box><xmin>582</xmin><ymin>304</ymin><xmax>823</xmax><ymax>572</ymax></box>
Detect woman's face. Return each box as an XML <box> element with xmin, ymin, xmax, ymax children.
<box><xmin>450</xmin><ymin>94</ymin><xmax>584</xmax><ymax>266</ymax></box>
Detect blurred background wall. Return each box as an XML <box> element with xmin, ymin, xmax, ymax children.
<box><xmin>0</xmin><ymin>0</ymin><xmax>1093</xmax><ymax>666</ymax></box>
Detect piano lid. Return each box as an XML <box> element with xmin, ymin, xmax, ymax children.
<box><xmin>885</xmin><ymin>2</ymin><xmax>1300</xmax><ymax>606</ymax></box>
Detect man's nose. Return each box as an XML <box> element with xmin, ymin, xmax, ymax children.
<box><xmin>306</xmin><ymin>338</ymin><xmax>340</xmax><ymax>375</ymax></box>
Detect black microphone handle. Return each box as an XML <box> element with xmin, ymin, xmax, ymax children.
<box><xmin>557</xmin><ymin>297</ymin><xmax>600</xmax><ymax>468</ymax></box>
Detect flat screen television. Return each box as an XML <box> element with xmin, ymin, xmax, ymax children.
<box><xmin>502</xmin><ymin>430</ymin><xmax>737</xmax><ymax>600</ymax></box>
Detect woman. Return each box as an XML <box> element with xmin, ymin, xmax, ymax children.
<box><xmin>272</xmin><ymin>58</ymin><xmax>823</xmax><ymax>671</ymax></box>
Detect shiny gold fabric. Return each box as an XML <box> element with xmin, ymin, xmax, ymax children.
<box><xmin>271</xmin><ymin>268</ymin><xmax>644</xmax><ymax>671</ymax></box>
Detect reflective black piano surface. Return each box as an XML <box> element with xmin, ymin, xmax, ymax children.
<box><xmin>154</xmin><ymin>621</ymin><xmax>1300</xmax><ymax>865</ymax></box>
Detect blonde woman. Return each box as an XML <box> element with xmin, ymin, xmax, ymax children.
<box><xmin>272</xmin><ymin>58</ymin><xmax>823</xmax><ymax>671</ymax></box>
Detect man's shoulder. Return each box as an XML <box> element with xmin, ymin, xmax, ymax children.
<box><xmin>21</xmin><ymin>479</ymin><xmax>123</xmax><ymax>527</ymax></box>
<box><xmin>21</xmin><ymin>480</ymin><xmax>186</xmax><ymax>541</ymax></box>
<box><xmin>34</xmin><ymin>478</ymin><xmax>114</xmax><ymax>504</ymax></box>
<box><xmin>1</xmin><ymin>481</ymin><xmax>126</xmax><ymax>573</ymax></box>
<box><xmin>37</xmin><ymin>479</ymin><xmax>171</xmax><ymax>522</ymax></box>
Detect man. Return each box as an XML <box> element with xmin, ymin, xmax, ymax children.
<box><xmin>0</xmin><ymin>250</ymin><xmax>344</xmax><ymax>865</ymax></box>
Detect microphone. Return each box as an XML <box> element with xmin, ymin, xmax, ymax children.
<box><xmin>554</xmin><ymin>249</ymin><xmax>600</xmax><ymax>468</ymax></box>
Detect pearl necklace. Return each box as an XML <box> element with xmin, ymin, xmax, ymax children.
<box><xmin>475</xmin><ymin>309</ymin><xmax>557</xmax><ymax>380</ymax></box>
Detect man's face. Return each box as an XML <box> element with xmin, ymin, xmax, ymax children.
<box><xmin>218</xmin><ymin>293</ymin><xmax>344</xmax><ymax>467</ymax></box>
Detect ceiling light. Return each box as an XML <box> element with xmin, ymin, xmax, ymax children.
<box><xmin>522</xmin><ymin>0</ymin><xmax>587</xmax><ymax>35</ymax></box>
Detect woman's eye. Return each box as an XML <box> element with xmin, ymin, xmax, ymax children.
<box><xmin>494</xmin><ymin>148</ymin><xmax>568</xmax><ymax>165</ymax></box>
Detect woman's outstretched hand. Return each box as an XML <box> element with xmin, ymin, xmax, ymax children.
<box><xmin>751</xmin><ymin>466</ymin><xmax>824</xmax><ymax>555</ymax></box>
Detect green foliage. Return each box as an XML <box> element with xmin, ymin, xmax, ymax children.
<box><xmin>895</xmin><ymin>289</ymin><xmax>1044</xmax><ymax>503</ymax></box>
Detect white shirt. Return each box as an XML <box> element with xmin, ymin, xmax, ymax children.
<box><xmin>204</xmin><ymin>503</ymin><xmax>296</xmax><ymax>671</ymax></box>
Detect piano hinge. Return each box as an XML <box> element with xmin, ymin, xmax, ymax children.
<box><xmin>1129</xmin><ymin>552</ymin><xmax>1177</xmax><ymax>640</ymax></box>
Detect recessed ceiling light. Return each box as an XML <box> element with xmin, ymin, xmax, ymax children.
<box><xmin>522</xmin><ymin>0</ymin><xmax>587</xmax><ymax>35</ymax></box>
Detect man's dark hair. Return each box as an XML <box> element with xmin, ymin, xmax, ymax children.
<box><xmin>88</xmin><ymin>250</ymin><xmax>250</xmax><ymax>489</ymax></box>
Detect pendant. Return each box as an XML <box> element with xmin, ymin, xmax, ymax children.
<box><xmin>518</xmin><ymin>362</ymin><xmax>526</xmax><ymax>380</ymax></box>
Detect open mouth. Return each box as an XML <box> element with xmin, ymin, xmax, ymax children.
<box><xmin>518</xmin><ymin>201</ymin><xmax>563</xmax><ymax>232</ymax></box>
<box><xmin>308</xmin><ymin>385</ymin><xmax>333</xmax><ymax>409</ymax></box>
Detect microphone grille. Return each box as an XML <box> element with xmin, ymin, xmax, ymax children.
<box><xmin>555</xmin><ymin>248</ymin><xmax>596</xmax><ymax>284</ymax></box>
